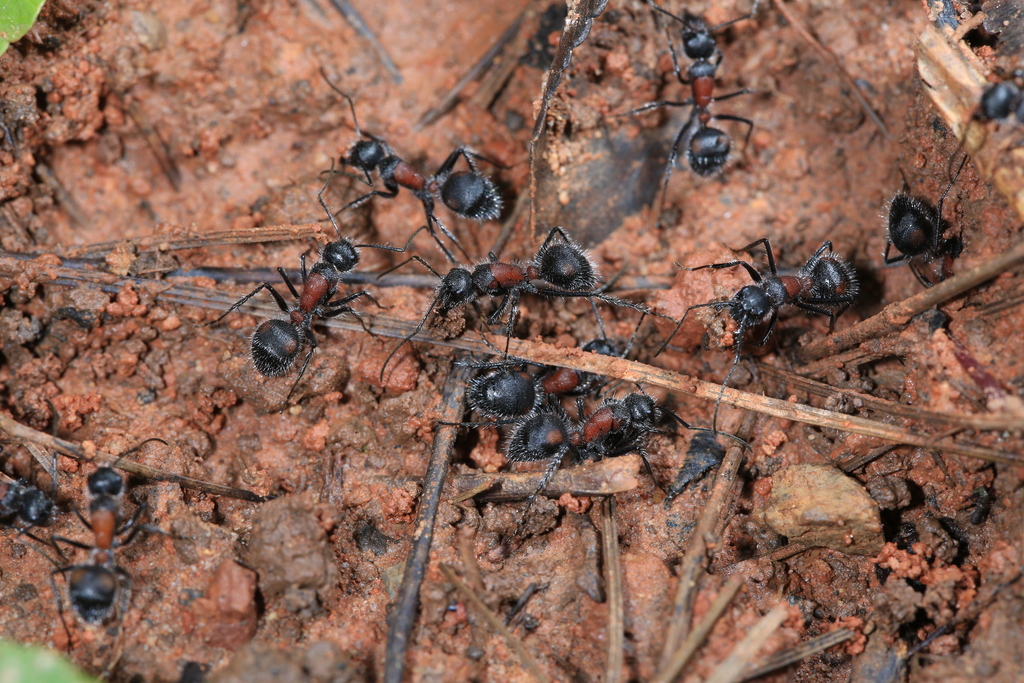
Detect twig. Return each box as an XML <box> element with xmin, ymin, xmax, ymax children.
<box><xmin>799</xmin><ymin>239</ymin><xmax>1024</xmax><ymax>361</ymax></box>
<box><xmin>659</xmin><ymin>413</ymin><xmax>757</xmax><ymax>668</ymax></box>
<box><xmin>837</xmin><ymin>444</ymin><xmax>899</xmax><ymax>473</ymax></box>
<box><xmin>2</xmin><ymin>257</ymin><xmax>1019</xmax><ymax>465</ymax></box>
<box><xmin>60</xmin><ymin>223</ymin><xmax>327</xmax><ymax>259</ymax></box>
<box><xmin>452</xmin><ymin>454</ymin><xmax>641</xmax><ymax>502</ymax></box>
<box><xmin>0</xmin><ymin>414</ymin><xmax>267</xmax><ymax>502</ymax></box>
<box><xmin>126</xmin><ymin>101</ymin><xmax>182</xmax><ymax>191</ymax></box>
<box><xmin>35</xmin><ymin>163</ymin><xmax>91</xmax><ymax>229</ymax></box>
<box><xmin>757</xmin><ymin>362</ymin><xmax>1022</xmax><ymax>431</ymax></box>
<box><xmin>326</xmin><ymin>0</ymin><xmax>403</xmax><ymax>83</ymax></box>
<box><xmin>415</xmin><ymin>9</ymin><xmax>527</xmax><ymax>129</ymax></box>
<box><xmin>739</xmin><ymin>629</ymin><xmax>853</xmax><ymax>681</ymax></box>
<box><xmin>440</xmin><ymin>563</ymin><xmax>553</xmax><ymax>683</ymax></box>
<box><xmin>652</xmin><ymin>575</ymin><xmax>744</xmax><ymax>683</ymax></box>
<box><xmin>705</xmin><ymin>603</ymin><xmax>790</xmax><ymax>683</ymax></box>
<box><xmin>384</xmin><ymin>363</ymin><xmax>471</xmax><ymax>683</ymax></box>
<box><xmin>602</xmin><ymin>497</ymin><xmax>624</xmax><ymax>683</ymax></box>
<box><xmin>772</xmin><ymin>0</ymin><xmax>890</xmax><ymax>139</ymax></box>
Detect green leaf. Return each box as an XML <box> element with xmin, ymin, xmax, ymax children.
<box><xmin>0</xmin><ymin>0</ymin><xmax>49</xmax><ymax>56</ymax></box>
<box><xmin>0</xmin><ymin>641</ymin><xmax>101</xmax><ymax>683</ymax></box>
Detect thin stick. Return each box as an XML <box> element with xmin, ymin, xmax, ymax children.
<box><xmin>602</xmin><ymin>497</ymin><xmax>624</xmax><ymax>683</ymax></box>
<box><xmin>0</xmin><ymin>414</ymin><xmax>267</xmax><ymax>502</ymax></box>
<box><xmin>757</xmin><ymin>362</ymin><xmax>1022</xmax><ymax>431</ymax></box>
<box><xmin>739</xmin><ymin>629</ymin><xmax>853</xmax><ymax>681</ymax></box>
<box><xmin>325</xmin><ymin>0</ymin><xmax>403</xmax><ymax>83</ymax></box>
<box><xmin>771</xmin><ymin>0</ymin><xmax>890</xmax><ymax>139</ymax></box>
<box><xmin>452</xmin><ymin>454</ymin><xmax>641</xmax><ymax>502</ymax></box>
<box><xmin>35</xmin><ymin>163</ymin><xmax>91</xmax><ymax>229</ymax></box>
<box><xmin>704</xmin><ymin>603</ymin><xmax>790</xmax><ymax>683</ymax></box>
<box><xmin>440</xmin><ymin>563</ymin><xmax>553</xmax><ymax>683</ymax></box>
<box><xmin>61</xmin><ymin>223</ymin><xmax>327</xmax><ymax>259</ymax></box>
<box><xmin>659</xmin><ymin>413</ymin><xmax>757</xmax><ymax>668</ymax></box>
<box><xmin>799</xmin><ymin>239</ymin><xmax>1024</xmax><ymax>361</ymax></box>
<box><xmin>651</xmin><ymin>575</ymin><xmax>745</xmax><ymax>683</ymax></box>
<box><xmin>384</xmin><ymin>363</ymin><xmax>471</xmax><ymax>683</ymax></box>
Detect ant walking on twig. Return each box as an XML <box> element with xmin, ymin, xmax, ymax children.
<box><xmin>657</xmin><ymin>238</ymin><xmax>858</xmax><ymax>427</ymax></box>
<box><xmin>321</xmin><ymin>69</ymin><xmax>504</xmax><ymax>263</ymax></box>
<box><xmin>623</xmin><ymin>1</ymin><xmax>758</xmax><ymax>221</ymax></box>
<box><xmin>884</xmin><ymin>155</ymin><xmax>968</xmax><ymax>287</ymax></box>
<box><xmin>378</xmin><ymin>227</ymin><xmax>651</xmax><ymax>380</ymax></box>
<box><xmin>205</xmin><ymin>167</ymin><xmax>425</xmax><ymax>403</ymax></box>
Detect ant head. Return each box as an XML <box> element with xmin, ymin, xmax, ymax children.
<box><xmin>68</xmin><ymin>565</ymin><xmax>118</xmax><ymax>623</ymax></box>
<box><xmin>622</xmin><ymin>393</ymin><xmax>658</xmax><ymax>428</ymax></box>
<box><xmin>534</xmin><ymin>235</ymin><xmax>598</xmax><ymax>291</ymax></box>
<box><xmin>978</xmin><ymin>81</ymin><xmax>1020</xmax><ymax>121</ymax></box>
<box><xmin>322</xmin><ymin>239</ymin><xmax>360</xmax><ymax>273</ymax></box>
<box><xmin>468</xmin><ymin>368</ymin><xmax>542</xmax><ymax>419</ymax></box>
<box><xmin>686</xmin><ymin>127</ymin><xmax>730</xmax><ymax>176</ymax></box>
<box><xmin>17</xmin><ymin>485</ymin><xmax>53</xmax><ymax>526</ymax></box>
<box><xmin>436</xmin><ymin>268</ymin><xmax>478</xmax><ymax>313</ymax></box>
<box><xmin>682</xmin><ymin>27</ymin><xmax>716</xmax><ymax>60</ymax></box>
<box><xmin>440</xmin><ymin>171</ymin><xmax>503</xmax><ymax>221</ymax></box>
<box><xmin>506</xmin><ymin>411</ymin><xmax>573</xmax><ymax>463</ymax></box>
<box><xmin>582</xmin><ymin>338</ymin><xmax>620</xmax><ymax>357</ymax></box>
<box><xmin>251</xmin><ymin>319</ymin><xmax>302</xmax><ymax>377</ymax></box>
<box><xmin>731</xmin><ymin>285</ymin><xmax>772</xmax><ymax>326</ymax></box>
<box><xmin>887</xmin><ymin>195</ymin><xmax>935</xmax><ymax>257</ymax></box>
<box><xmin>88</xmin><ymin>467</ymin><xmax>123</xmax><ymax>497</ymax></box>
<box><xmin>349</xmin><ymin>139</ymin><xmax>387</xmax><ymax>172</ymax></box>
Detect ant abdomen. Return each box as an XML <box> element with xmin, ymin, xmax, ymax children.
<box><xmin>533</xmin><ymin>235</ymin><xmax>598</xmax><ymax>291</ymax></box>
<box><xmin>506</xmin><ymin>412</ymin><xmax>573</xmax><ymax>464</ymax></box>
<box><xmin>688</xmin><ymin>127</ymin><xmax>731</xmax><ymax>176</ymax></box>
<box><xmin>251</xmin><ymin>320</ymin><xmax>303</xmax><ymax>377</ymax></box>
<box><xmin>441</xmin><ymin>172</ymin><xmax>502</xmax><ymax>221</ymax></box>
<box><xmin>468</xmin><ymin>369</ymin><xmax>542</xmax><ymax>420</ymax></box>
<box><xmin>68</xmin><ymin>566</ymin><xmax>119</xmax><ymax>624</ymax></box>
<box><xmin>887</xmin><ymin>195</ymin><xmax>935</xmax><ymax>256</ymax></box>
<box><xmin>806</xmin><ymin>253</ymin><xmax>858</xmax><ymax>301</ymax></box>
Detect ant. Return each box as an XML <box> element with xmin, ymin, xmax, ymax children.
<box><xmin>663</xmin><ymin>430</ymin><xmax>725</xmax><ymax>507</ymax></box>
<box><xmin>623</xmin><ymin>1</ymin><xmax>758</xmax><ymax>212</ymax></box>
<box><xmin>205</xmin><ymin>167</ymin><xmax>421</xmax><ymax>403</ymax></box>
<box><xmin>28</xmin><ymin>467</ymin><xmax>160</xmax><ymax>627</ymax></box>
<box><xmin>379</xmin><ymin>227</ymin><xmax>650</xmax><ymax>380</ymax></box>
<box><xmin>504</xmin><ymin>391</ymin><xmax>747</xmax><ymax>534</ymax></box>
<box><xmin>657</xmin><ymin>238</ymin><xmax>858</xmax><ymax>426</ymax></box>
<box><xmin>0</xmin><ymin>473</ymin><xmax>54</xmax><ymax>529</ymax></box>
<box><xmin>976</xmin><ymin>72</ymin><xmax>1024</xmax><ymax>123</ymax></box>
<box><xmin>884</xmin><ymin>155</ymin><xmax>968</xmax><ymax>288</ymax></box>
<box><xmin>321</xmin><ymin>68</ymin><xmax>503</xmax><ymax>263</ymax></box>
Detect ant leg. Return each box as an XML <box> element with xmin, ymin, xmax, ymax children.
<box><xmin>341</xmin><ymin>187</ymin><xmax>400</xmax><ymax>213</ymax></box>
<box><xmin>934</xmin><ymin>154</ymin><xmax>969</xmax><ymax>254</ymax></box>
<box><xmin>51</xmin><ymin>534</ymin><xmax>93</xmax><ymax>553</ymax></box>
<box><xmin>620</xmin><ymin>99</ymin><xmax>692</xmax><ymax>118</ymax></box>
<box><xmin>319</xmin><ymin>66</ymin><xmax>364</xmax><ymax>139</ymax></box>
<box><xmin>380</xmin><ymin>300</ymin><xmax>441</xmax><ymax>382</ymax></box>
<box><xmin>376</xmin><ymin>255</ymin><xmax>444</xmax><ymax>281</ymax></box>
<box><xmin>731</xmin><ymin>237</ymin><xmax>777</xmax><ymax>275</ymax></box>
<box><xmin>49</xmin><ymin>567</ymin><xmax>74</xmax><ymax>651</ymax></box>
<box><xmin>539</xmin><ymin>226</ymin><xmax>574</xmax><ymax>251</ymax></box>
<box><xmin>654</xmin><ymin>301</ymin><xmax>727</xmax><ymax>356</ymax></box>
<box><xmin>435</xmin><ymin>147</ymin><xmax>507</xmax><ymax>176</ymax></box>
<box><xmin>681</xmin><ymin>258</ymin><xmax>763</xmax><ymax>283</ymax></box>
<box><xmin>752</xmin><ymin>310</ymin><xmax>778</xmax><ymax>346</ymax></box>
<box><xmin>203</xmin><ymin>282</ymin><xmax>291</xmax><ymax>326</ymax></box>
<box><xmin>908</xmin><ymin>260</ymin><xmax>936</xmax><ymax>288</ymax></box>
<box><xmin>423</xmin><ymin>210</ymin><xmax>466</xmax><ymax>263</ymax></box>
<box><xmin>589</xmin><ymin>298</ymin><xmax>609</xmax><ymax>340</ymax></box>
<box><xmin>882</xmin><ymin>240</ymin><xmax>907</xmax><ymax>265</ymax></box>
<box><xmin>645</xmin><ymin>0</ymin><xmax>688</xmax><ymax>26</ymax></box>
<box><xmin>714</xmin><ymin>112</ymin><xmax>756</xmax><ymax>148</ymax></box>
<box><xmin>317</xmin><ymin>160</ymin><xmax>348</xmax><ymax>238</ymax></box>
<box><xmin>622</xmin><ymin>312</ymin><xmax>647</xmax><ymax>358</ymax></box>
<box><xmin>513</xmin><ymin>454</ymin><xmax>568</xmax><ymax>538</ymax></box>
<box><xmin>712</xmin><ymin>89</ymin><xmax>755</xmax><ymax>103</ymax></box>
<box><xmin>712</xmin><ymin>325</ymin><xmax>749</xmax><ymax>431</ymax></box>
<box><xmin>284</xmin><ymin>339</ymin><xmax>318</xmax><ymax>405</ymax></box>
<box><xmin>327</xmin><ymin>289</ymin><xmax>385</xmax><ymax>311</ymax></box>
<box><xmin>357</xmin><ymin>225</ymin><xmax>431</xmax><ymax>254</ymax></box>
<box><xmin>709</xmin><ymin>0</ymin><xmax>761</xmax><ymax>31</ymax></box>
<box><xmin>277</xmin><ymin>266</ymin><xmax>301</xmax><ymax>300</ymax></box>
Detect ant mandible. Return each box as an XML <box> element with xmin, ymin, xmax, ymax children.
<box><xmin>623</xmin><ymin>1</ymin><xmax>758</xmax><ymax>214</ymax></box>
<box><xmin>884</xmin><ymin>155</ymin><xmax>968</xmax><ymax>288</ymax></box>
<box><xmin>205</xmin><ymin>167</ymin><xmax>422</xmax><ymax>403</ymax></box>
<box><xmin>321</xmin><ymin>69</ymin><xmax>504</xmax><ymax>263</ymax></box>
<box><xmin>379</xmin><ymin>227</ymin><xmax>650</xmax><ymax>380</ymax></box>
<box><xmin>657</xmin><ymin>238</ymin><xmax>858</xmax><ymax>425</ymax></box>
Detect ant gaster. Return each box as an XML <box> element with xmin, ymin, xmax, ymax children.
<box><xmin>379</xmin><ymin>227</ymin><xmax>650</xmax><ymax>380</ymax></box>
<box><xmin>976</xmin><ymin>72</ymin><xmax>1024</xmax><ymax>123</ymax></box>
<box><xmin>624</xmin><ymin>1</ymin><xmax>758</xmax><ymax>215</ymax></box>
<box><xmin>884</xmin><ymin>155</ymin><xmax>968</xmax><ymax>288</ymax></box>
<box><xmin>206</xmin><ymin>169</ymin><xmax>420</xmax><ymax>403</ymax></box>
<box><xmin>657</xmin><ymin>238</ymin><xmax>858</xmax><ymax>426</ymax></box>
<box><xmin>322</xmin><ymin>69</ymin><xmax>503</xmax><ymax>263</ymax></box>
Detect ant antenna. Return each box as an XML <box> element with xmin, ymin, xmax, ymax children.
<box><xmin>320</xmin><ymin>67</ymin><xmax>363</xmax><ymax>139</ymax></box>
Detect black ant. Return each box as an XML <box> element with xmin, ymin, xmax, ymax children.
<box><xmin>0</xmin><ymin>473</ymin><xmax>54</xmax><ymax>529</ymax></box>
<box><xmin>663</xmin><ymin>430</ymin><xmax>725</xmax><ymax>507</ymax></box>
<box><xmin>976</xmin><ymin>72</ymin><xmax>1024</xmax><ymax>123</ymax></box>
<box><xmin>657</xmin><ymin>238</ymin><xmax>858</xmax><ymax>425</ymax></box>
<box><xmin>624</xmin><ymin>1</ymin><xmax>758</xmax><ymax>210</ymax></box>
<box><xmin>205</xmin><ymin>168</ymin><xmax>423</xmax><ymax>403</ymax></box>
<box><xmin>321</xmin><ymin>69</ymin><xmax>503</xmax><ymax>263</ymax></box>
<box><xmin>378</xmin><ymin>227</ymin><xmax>650</xmax><ymax>380</ymax></box>
<box><xmin>504</xmin><ymin>391</ymin><xmax>747</xmax><ymax>534</ymax></box>
<box><xmin>884</xmin><ymin>155</ymin><xmax>968</xmax><ymax>288</ymax></box>
<box><xmin>29</xmin><ymin>467</ymin><xmax>159</xmax><ymax>627</ymax></box>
